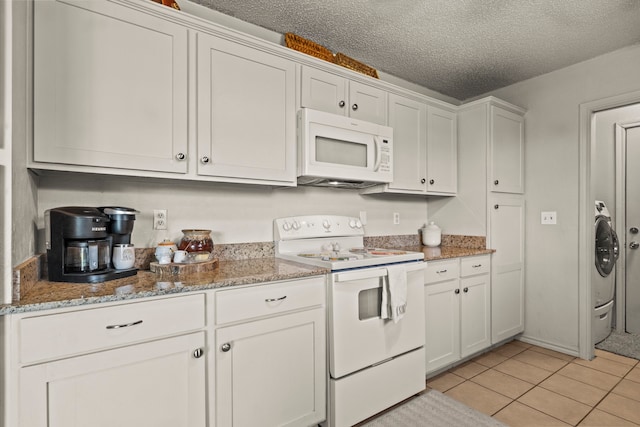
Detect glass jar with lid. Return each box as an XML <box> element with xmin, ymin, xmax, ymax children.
<box><xmin>178</xmin><ymin>229</ymin><xmax>214</xmax><ymax>261</ymax></box>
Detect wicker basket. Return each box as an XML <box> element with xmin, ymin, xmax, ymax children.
<box><xmin>284</xmin><ymin>33</ymin><xmax>335</xmax><ymax>63</ymax></box>
<box><xmin>334</xmin><ymin>52</ymin><xmax>379</xmax><ymax>79</ymax></box>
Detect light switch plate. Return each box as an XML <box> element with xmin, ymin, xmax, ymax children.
<box><xmin>541</xmin><ymin>211</ymin><xmax>557</xmax><ymax>225</ymax></box>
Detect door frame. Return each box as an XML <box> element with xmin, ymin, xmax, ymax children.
<box><xmin>615</xmin><ymin>121</ymin><xmax>640</xmax><ymax>332</ymax></box>
<box><xmin>579</xmin><ymin>90</ymin><xmax>640</xmax><ymax>360</ymax></box>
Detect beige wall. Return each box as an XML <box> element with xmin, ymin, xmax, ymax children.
<box><xmin>486</xmin><ymin>43</ymin><xmax>640</xmax><ymax>352</ymax></box>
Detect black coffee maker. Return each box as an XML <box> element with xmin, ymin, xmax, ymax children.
<box><xmin>45</xmin><ymin>207</ymin><xmax>138</xmax><ymax>283</ymax></box>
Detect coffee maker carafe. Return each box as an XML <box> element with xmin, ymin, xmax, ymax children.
<box><xmin>45</xmin><ymin>207</ymin><xmax>138</xmax><ymax>283</ymax></box>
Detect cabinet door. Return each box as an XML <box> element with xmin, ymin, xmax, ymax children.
<box><xmin>216</xmin><ymin>308</ymin><xmax>326</xmax><ymax>427</ymax></box>
<box><xmin>197</xmin><ymin>33</ymin><xmax>296</xmax><ymax>184</ymax></box>
<box><xmin>20</xmin><ymin>332</ymin><xmax>206</xmax><ymax>427</ymax></box>
<box><xmin>424</xmin><ymin>279</ymin><xmax>460</xmax><ymax>374</ymax></box>
<box><xmin>460</xmin><ymin>274</ymin><xmax>491</xmax><ymax>357</ymax></box>
<box><xmin>349</xmin><ymin>81</ymin><xmax>387</xmax><ymax>125</ymax></box>
<box><xmin>387</xmin><ymin>94</ymin><xmax>427</xmax><ymax>193</ymax></box>
<box><xmin>490</xmin><ymin>196</ymin><xmax>525</xmax><ymax>343</ymax></box>
<box><xmin>427</xmin><ymin>106</ymin><xmax>458</xmax><ymax>194</ymax></box>
<box><xmin>300</xmin><ymin>66</ymin><xmax>348</xmax><ymax>116</ymax></box>
<box><xmin>33</xmin><ymin>0</ymin><xmax>188</xmax><ymax>173</ymax></box>
<box><xmin>490</xmin><ymin>106</ymin><xmax>525</xmax><ymax>194</ymax></box>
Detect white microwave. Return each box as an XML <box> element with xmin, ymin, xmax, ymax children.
<box><xmin>297</xmin><ymin>108</ymin><xmax>393</xmax><ymax>188</ymax></box>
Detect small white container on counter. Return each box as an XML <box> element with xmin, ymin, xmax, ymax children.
<box><xmin>421</xmin><ymin>222</ymin><xmax>441</xmax><ymax>247</ymax></box>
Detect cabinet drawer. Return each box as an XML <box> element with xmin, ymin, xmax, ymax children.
<box><xmin>215</xmin><ymin>277</ymin><xmax>325</xmax><ymax>325</ymax></box>
<box><xmin>19</xmin><ymin>294</ymin><xmax>205</xmax><ymax>365</ymax></box>
<box><xmin>460</xmin><ymin>255</ymin><xmax>491</xmax><ymax>277</ymax></box>
<box><xmin>424</xmin><ymin>259</ymin><xmax>460</xmax><ymax>284</ymax></box>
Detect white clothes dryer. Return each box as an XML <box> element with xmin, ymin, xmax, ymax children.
<box><xmin>593</xmin><ymin>200</ymin><xmax>619</xmax><ymax>343</ymax></box>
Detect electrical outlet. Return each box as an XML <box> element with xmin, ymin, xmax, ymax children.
<box><xmin>541</xmin><ymin>211</ymin><xmax>557</xmax><ymax>225</ymax></box>
<box><xmin>153</xmin><ymin>209</ymin><xmax>168</xmax><ymax>230</ymax></box>
<box><xmin>393</xmin><ymin>212</ymin><xmax>400</xmax><ymax>225</ymax></box>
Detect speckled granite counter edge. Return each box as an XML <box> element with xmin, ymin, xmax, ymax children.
<box><xmin>6</xmin><ymin>234</ymin><xmax>490</xmax><ymax>315</ymax></box>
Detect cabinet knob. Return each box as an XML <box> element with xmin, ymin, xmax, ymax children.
<box><xmin>175</xmin><ymin>152</ymin><xmax>186</xmax><ymax>161</ymax></box>
<box><xmin>193</xmin><ymin>348</ymin><xmax>204</xmax><ymax>358</ymax></box>
<box><xmin>421</xmin><ymin>178</ymin><xmax>426</xmax><ymax>184</ymax></box>
<box><xmin>201</xmin><ymin>156</ymin><xmax>210</xmax><ymax>164</ymax></box>
<box><xmin>352</xmin><ymin>103</ymin><xmax>358</xmax><ymax>111</ymax></box>
<box><xmin>494</xmin><ymin>204</ymin><xmax>499</xmax><ymax>209</ymax></box>
<box><xmin>463</xmin><ymin>287</ymin><xmax>469</xmax><ymax>293</ymax></box>
<box><xmin>494</xmin><ymin>179</ymin><xmax>499</xmax><ymax>185</ymax></box>
<box><xmin>338</xmin><ymin>100</ymin><xmax>346</xmax><ymax>108</ymax></box>
<box><xmin>429</xmin><ymin>179</ymin><xmax>435</xmax><ymax>185</ymax></box>
<box><xmin>454</xmin><ymin>288</ymin><xmax>460</xmax><ymax>294</ymax></box>
<box><xmin>221</xmin><ymin>343</ymin><xmax>231</xmax><ymax>352</ymax></box>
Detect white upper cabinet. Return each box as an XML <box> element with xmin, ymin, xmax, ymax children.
<box><xmin>196</xmin><ymin>33</ymin><xmax>296</xmax><ymax>185</ymax></box>
<box><xmin>386</xmin><ymin>93</ymin><xmax>427</xmax><ymax>192</ymax></box>
<box><xmin>33</xmin><ymin>0</ymin><xmax>188</xmax><ymax>174</ymax></box>
<box><xmin>426</xmin><ymin>106</ymin><xmax>458</xmax><ymax>194</ymax></box>
<box><xmin>490</xmin><ymin>106</ymin><xmax>525</xmax><ymax>194</ymax></box>
<box><xmin>300</xmin><ymin>66</ymin><xmax>387</xmax><ymax>125</ymax></box>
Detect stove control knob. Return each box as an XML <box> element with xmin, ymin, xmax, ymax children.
<box><xmin>355</xmin><ymin>220</ymin><xmax>363</xmax><ymax>228</ymax></box>
<box><xmin>282</xmin><ymin>221</ymin><xmax>292</xmax><ymax>231</ymax></box>
<box><xmin>322</xmin><ymin>219</ymin><xmax>331</xmax><ymax>230</ymax></box>
<box><xmin>349</xmin><ymin>219</ymin><xmax>356</xmax><ymax>228</ymax></box>
<box><xmin>333</xmin><ymin>242</ymin><xmax>341</xmax><ymax>251</ymax></box>
<box><xmin>292</xmin><ymin>220</ymin><xmax>301</xmax><ymax>230</ymax></box>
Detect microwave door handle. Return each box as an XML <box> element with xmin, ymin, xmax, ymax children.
<box><xmin>373</xmin><ymin>135</ymin><xmax>382</xmax><ymax>171</ymax></box>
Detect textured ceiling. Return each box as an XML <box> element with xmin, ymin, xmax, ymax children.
<box><xmin>186</xmin><ymin>0</ymin><xmax>640</xmax><ymax>101</ymax></box>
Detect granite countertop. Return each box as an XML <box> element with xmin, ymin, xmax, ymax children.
<box><xmin>1</xmin><ymin>258</ymin><xmax>329</xmax><ymax>315</ymax></box>
<box><xmin>3</xmin><ymin>237</ymin><xmax>494</xmax><ymax>315</ymax></box>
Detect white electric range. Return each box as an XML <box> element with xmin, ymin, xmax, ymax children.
<box><xmin>274</xmin><ymin>215</ymin><xmax>426</xmax><ymax>427</ymax></box>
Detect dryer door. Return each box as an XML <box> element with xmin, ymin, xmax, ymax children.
<box><xmin>595</xmin><ymin>216</ymin><xmax>619</xmax><ymax>277</ymax></box>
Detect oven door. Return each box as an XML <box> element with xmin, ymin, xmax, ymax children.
<box><xmin>328</xmin><ymin>262</ymin><xmax>425</xmax><ymax>379</ymax></box>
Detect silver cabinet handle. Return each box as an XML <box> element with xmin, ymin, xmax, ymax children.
<box><xmin>106</xmin><ymin>319</ymin><xmax>143</xmax><ymax>330</ymax></box>
<box><xmin>265</xmin><ymin>295</ymin><xmax>287</xmax><ymax>302</ymax></box>
<box><xmin>494</xmin><ymin>180</ymin><xmax>499</xmax><ymax>185</ymax></box>
<box><xmin>352</xmin><ymin>103</ymin><xmax>358</xmax><ymax>111</ymax></box>
<box><xmin>463</xmin><ymin>287</ymin><xmax>469</xmax><ymax>293</ymax></box>
<box><xmin>175</xmin><ymin>152</ymin><xmax>186</xmax><ymax>160</ymax></box>
<box><xmin>338</xmin><ymin>100</ymin><xmax>346</xmax><ymax>108</ymax></box>
<box><xmin>221</xmin><ymin>343</ymin><xmax>231</xmax><ymax>352</ymax></box>
<box><xmin>630</xmin><ymin>241</ymin><xmax>640</xmax><ymax>250</ymax></box>
<box><xmin>454</xmin><ymin>289</ymin><xmax>460</xmax><ymax>294</ymax></box>
<box><xmin>436</xmin><ymin>269</ymin><xmax>448</xmax><ymax>274</ymax></box>
<box><xmin>421</xmin><ymin>178</ymin><xmax>426</xmax><ymax>184</ymax></box>
<box><xmin>630</xmin><ymin>227</ymin><xmax>639</xmax><ymax>234</ymax></box>
<box><xmin>494</xmin><ymin>204</ymin><xmax>499</xmax><ymax>209</ymax></box>
<box><xmin>472</xmin><ymin>264</ymin><xmax>482</xmax><ymax>268</ymax></box>
<box><xmin>193</xmin><ymin>348</ymin><xmax>204</xmax><ymax>358</ymax></box>
<box><xmin>429</xmin><ymin>179</ymin><xmax>435</xmax><ymax>185</ymax></box>
<box><xmin>201</xmin><ymin>156</ymin><xmax>210</xmax><ymax>164</ymax></box>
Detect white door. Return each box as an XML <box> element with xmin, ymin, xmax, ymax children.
<box><xmin>300</xmin><ymin>66</ymin><xmax>348</xmax><ymax>116</ymax></box>
<box><xmin>387</xmin><ymin>94</ymin><xmax>427</xmax><ymax>193</ymax></box>
<box><xmin>490</xmin><ymin>106</ymin><xmax>525</xmax><ymax>194</ymax></box>
<box><xmin>427</xmin><ymin>106</ymin><xmax>457</xmax><ymax>194</ymax></box>
<box><xmin>196</xmin><ymin>33</ymin><xmax>296</xmax><ymax>184</ymax></box>
<box><xmin>20</xmin><ymin>332</ymin><xmax>206</xmax><ymax>427</ymax></box>
<box><xmin>490</xmin><ymin>196</ymin><xmax>525</xmax><ymax>343</ymax></box>
<box><xmin>626</xmin><ymin>125</ymin><xmax>640</xmax><ymax>333</ymax></box>
<box><xmin>215</xmin><ymin>309</ymin><xmax>326</xmax><ymax>427</ymax></box>
<box><xmin>33</xmin><ymin>0</ymin><xmax>189</xmax><ymax>173</ymax></box>
<box><xmin>348</xmin><ymin>81</ymin><xmax>387</xmax><ymax>125</ymax></box>
<box><xmin>424</xmin><ymin>279</ymin><xmax>460</xmax><ymax>373</ymax></box>
<box><xmin>460</xmin><ymin>274</ymin><xmax>491</xmax><ymax>357</ymax></box>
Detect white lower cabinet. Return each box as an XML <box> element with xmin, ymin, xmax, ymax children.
<box><xmin>213</xmin><ymin>277</ymin><xmax>326</xmax><ymax>427</ymax></box>
<box><xmin>9</xmin><ymin>294</ymin><xmax>207</xmax><ymax>427</ymax></box>
<box><xmin>425</xmin><ymin>256</ymin><xmax>491</xmax><ymax>375</ymax></box>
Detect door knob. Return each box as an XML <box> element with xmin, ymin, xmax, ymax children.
<box><xmin>352</xmin><ymin>103</ymin><xmax>358</xmax><ymax>111</ymax></box>
<box><xmin>201</xmin><ymin>156</ymin><xmax>210</xmax><ymax>164</ymax></box>
<box><xmin>454</xmin><ymin>289</ymin><xmax>460</xmax><ymax>294</ymax></box>
<box><xmin>429</xmin><ymin>179</ymin><xmax>435</xmax><ymax>185</ymax></box>
<box><xmin>193</xmin><ymin>348</ymin><xmax>204</xmax><ymax>358</ymax></box>
<box><xmin>175</xmin><ymin>152</ymin><xmax>186</xmax><ymax>160</ymax></box>
<box><xmin>221</xmin><ymin>343</ymin><xmax>231</xmax><ymax>352</ymax></box>
<box><xmin>494</xmin><ymin>180</ymin><xmax>499</xmax><ymax>185</ymax></box>
<box><xmin>630</xmin><ymin>227</ymin><xmax>639</xmax><ymax>234</ymax></box>
<box><xmin>494</xmin><ymin>204</ymin><xmax>499</xmax><ymax>209</ymax></box>
<box><xmin>630</xmin><ymin>241</ymin><xmax>640</xmax><ymax>250</ymax></box>
<box><xmin>338</xmin><ymin>100</ymin><xmax>346</xmax><ymax>108</ymax></box>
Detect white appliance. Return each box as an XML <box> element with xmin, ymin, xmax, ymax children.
<box><xmin>274</xmin><ymin>215</ymin><xmax>426</xmax><ymax>427</ymax></box>
<box><xmin>594</xmin><ymin>200</ymin><xmax>619</xmax><ymax>343</ymax></box>
<box><xmin>297</xmin><ymin>108</ymin><xmax>393</xmax><ymax>188</ymax></box>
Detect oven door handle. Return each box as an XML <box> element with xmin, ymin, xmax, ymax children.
<box><xmin>334</xmin><ymin>262</ymin><xmax>425</xmax><ymax>282</ymax></box>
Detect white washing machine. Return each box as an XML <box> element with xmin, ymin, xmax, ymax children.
<box><xmin>593</xmin><ymin>200</ymin><xmax>619</xmax><ymax>343</ymax></box>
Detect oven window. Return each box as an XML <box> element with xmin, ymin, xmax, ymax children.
<box><xmin>358</xmin><ymin>287</ymin><xmax>382</xmax><ymax>320</ymax></box>
<box><xmin>316</xmin><ymin>136</ymin><xmax>367</xmax><ymax>167</ymax></box>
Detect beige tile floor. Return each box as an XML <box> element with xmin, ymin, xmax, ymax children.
<box><xmin>427</xmin><ymin>340</ymin><xmax>640</xmax><ymax>426</ymax></box>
